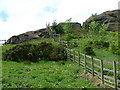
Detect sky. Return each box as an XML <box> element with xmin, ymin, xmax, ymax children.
<box><xmin>0</xmin><ymin>0</ymin><xmax>119</xmax><ymax>40</ymax></box>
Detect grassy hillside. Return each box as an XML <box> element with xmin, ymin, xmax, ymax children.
<box><xmin>61</xmin><ymin>30</ymin><xmax>119</xmax><ymax>62</ymax></box>
<box><xmin>2</xmin><ymin>60</ymin><xmax>98</xmax><ymax>88</ymax></box>
<box><xmin>1</xmin><ymin>38</ymin><xmax>99</xmax><ymax>88</ymax></box>
<box><xmin>1</xmin><ymin>25</ymin><xmax>120</xmax><ymax>88</ymax></box>
<box><xmin>2</xmin><ymin>38</ymin><xmax>59</xmax><ymax>53</ymax></box>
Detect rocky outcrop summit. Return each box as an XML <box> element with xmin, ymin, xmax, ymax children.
<box><xmin>5</xmin><ymin>9</ymin><xmax>120</xmax><ymax>44</ymax></box>
<box><xmin>83</xmin><ymin>10</ymin><xmax>120</xmax><ymax>31</ymax></box>
<box><xmin>59</xmin><ymin>22</ymin><xmax>82</xmax><ymax>30</ymax></box>
<box><xmin>5</xmin><ymin>28</ymin><xmax>50</xmax><ymax>44</ymax></box>
<box><xmin>5</xmin><ymin>22</ymin><xmax>82</xmax><ymax>44</ymax></box>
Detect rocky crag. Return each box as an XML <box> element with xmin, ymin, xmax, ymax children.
<box><xmin>5</xmin><ymin>9</ymin><xmax>120</xmax><ymax>44</ymax></box>
<box><xmin>5</xmin><ymin>23</ymin><xmax>82</xmax><ymax>44</ymax></box>
<box><xmin>5</xmin><ymin>28</ymin><xmax>49</xmax><ymax>44</ymax></box>
<box><xmin>59</xmin><ymin>22</ymin><xmax>82</xmax><ymax>30</ymax></box>
<box><xmin>83</xmin><ymin>10</ymin><xmax>120</xmax><ymax>31</ymax></box>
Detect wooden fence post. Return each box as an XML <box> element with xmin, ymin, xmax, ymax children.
<box><xmin>58</xmin><ymin>34</ymin><xmax>60</xmax><ymax>42</ymax></box>
<box><xmin>78</xmin><ymin>51</ymin><xmax>80</xmax><ymax>66</ymax></box>
<box><xmin>100</xmin><ymin>60</ymin><xmax>104</xmax><ymax>84</ymax></box>
<box><xmin>65</xmin><ymin>41</ymin><xmax>67</xmax><ymax>48</ymax></box>
<box><xmin>113</xmin><ymin>61</ymin><xmax>117</xmax><ymax>89</ymax></box>
<box><xmin>73</xmin><ymin>50</ymin><xmax>75</xmax><ymax>63</ymax></box>
<box><xmin>69</xmin><ymin>49</ymin><xmax>71</xmax><ymax>61</ymax></box>
<box><xmin>52</xmin><ymin>34</ymin><xmax>54</xmax><ymax>41</ymax></box>
<box><xmin>84</xmin><ymin>54</ymin><xmax>86</xmax><ymax>72</ymax></box>
<box><xmin>67</xmin><ymin>41</ymin><xmax>68</xmax><ymax>48</ymax></box>
<box><xmin>66</xmin><ymin>48</ymin><xmax>68</xmax><ymax>60</ymax></box>
<box><xmin>67</xmin><ymin>49</ymin><xmax>70</xmax><ymax>60</ymax></box>
<box><xmin>91</xmin><ymin>56</ymin><xmax>94</xmax><ymax>77</ymax></box>
<box><xmin>53</xmin><ymin>34</ymin><xmax>55</xmax><ymax>41</ymax></box>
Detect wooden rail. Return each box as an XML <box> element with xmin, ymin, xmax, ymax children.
<box><xmin>47</xmin><ymin>25</ymin><xmax>120</xmax><ymax>89</ymax></box>
<box><xmin>67</xmin><ymin>47</ymin><xmax>120</xmax><ymax>89</ymax></box>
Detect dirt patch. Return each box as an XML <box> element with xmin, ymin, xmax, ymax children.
<box><xmin>78</xmin><ymin>72</ymin><xmax>108</xmax><ymax>88</ymax></box>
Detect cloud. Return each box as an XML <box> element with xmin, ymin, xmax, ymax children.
<box><xmin>0</xmin><ymin>0</ymin><xmax>60</xmax><ymax>39</ymax></box>
<box><xmin>0</xmin><ymin>0</ymin><xmax>119</xmax><ymax>40</ymax></box>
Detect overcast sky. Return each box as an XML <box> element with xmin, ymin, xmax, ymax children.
<box><xmin>0</xmin><ymin>0</ymin><xmax>119</xmax><ymax>40</ymax></box>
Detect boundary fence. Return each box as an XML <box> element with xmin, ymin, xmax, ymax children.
<box><xmin>47</xmin><ymin>25</ymin><xmax>120</xmax><ymax>89</ymax></box>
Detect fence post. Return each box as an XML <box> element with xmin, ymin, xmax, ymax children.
<box><xmin>67</xmin><ymin>41</ymin><xmax>68</xmax><ymax>48</ymax></box>
<box><xmin>70</xmin><ymin>49</ymin><xmax>72</xmax><ymax>61</ymax></box>
<box><xmin>67</xmin><ymin>49</ymin><xmax>69</xmax><ymax>60</ymax></box>
<box><xmin>58</xmin><ymin>34</ymin><xmax>60</xmax><ymax>42</ymax></box>
<box><xmin>54</xmin><ymin>34</ymin><xmax>56</xmax><ymax>41</ymax></box>
<box><xmin>66</xmin><ymin>44</ymin><xmax>69</xmax><ymax>58</ymax></box>
<box><xmin>100</xmin><ymin>60</ymin><xmax>104</xmax><ymax>84</ymax></box>
<box><xmin>65</xmin><ymin>41</ymin><xmax>67</xmax><ymax>48</ymax></box>
<box><xmin>73</xmin><ymin>50</ymin><xmax>75</xmax><ymax>63</ymax></box>
<box><xmin>84</xmin><ymin>54</ymin><xmax>86</xmax><ymax>72</ymax></box>
<box><xmin>113</xmin><ymin>61</ymin><xmax>117</xmax><ymax>89</ymax></box>
<box><xmin>60</xmin><ymin>39</ymin><xmax>62</xmax><ymax>45</ymax></box>
<box><xmin>78</xmin><ymin>51</ymin><xmax>80</xmax><ymax>66</ymax></box>
<box><xmin>91</xmin><ymin>56</ymin><xmax>94</xmax><ymax>77</ymax></box>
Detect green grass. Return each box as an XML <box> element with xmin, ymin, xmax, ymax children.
<box><xmin>25</xmin><ymin>38</ymin><xmax>59</xmax><ymax>46</ymax></box>
<box><xmin>61</xmin><ymin>31</ymin><xmax>120</xmax><ymax>80</ymax></box>
<box><xmin>93</xmin><ymin>48</ymin><xmax>119</xmax><ymax>62</ymax></box>
<box><xmin>1</xmin><ymin>31</ymin><xmax>119</xmax><ymax>88</ymax></box>
<box><xmin>2</xmin><ymin>60</ymin><xmax>97</xmax><ymax>88</ymax></box>
<box><xmin>62</xmin><ymin>31</ymin><xmax>119</xmax><ymax>62</ymax></box>
<box><xmin>2</xmin><ymin>44</ymin><xmax>16</xmax><ymax>53</ymax></box>
<box><xmin>2</xmin><ymin>38</ymin><xmax>59</xmax><ymax>53</ymax></box>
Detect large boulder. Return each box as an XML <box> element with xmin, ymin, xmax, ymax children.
<box><xmin>5</xmin><ymin>28</ymin><xmax>50</xmax><ymax>44</ymax></box>
<box><xmin>59</xmin><ymin>22</ymin><xmax>82</xmax><ymax>30</ymax></box>
<box><xmin>83</xmin><ymin>10</ymin><xmax>120</xmax><ymax>31</ymax></box>
<box><xmin>5</xmin><ymin>22</ymin><xmax>82</xmax><ymax>44</ymax></box>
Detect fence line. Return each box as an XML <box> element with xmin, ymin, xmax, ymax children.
<box><xmin>46</xmin><ymin>25</ymin><xmax>120</xmax><ymax>89</ymax></box>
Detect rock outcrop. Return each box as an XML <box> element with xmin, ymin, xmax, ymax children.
<box><xmin>5</xmin><ymin>28</ymin><xmax>50</xmax><ymax>44</ymax></box>
<box><xmin>6</xmin><ymin>9</ymin><xmax>120</xmax><ymax>45</ymax></box>
<box><xmin>5</xmin><ymin>22</ymin><xmax>82</xmax><ymax>44</ymax></box>
<box><xmin>83</xmin><ymin>10</ymin><xmax>120</xmax><ymax>31</ymax></box>
<box><xmin>59</xmin><ymin>22</ymin><xmax>82</xmax><ymax>30</ymax></box>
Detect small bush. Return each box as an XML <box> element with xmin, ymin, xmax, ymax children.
<box><xmin>3</xmin><ymin>42</ymin><xmax>67</xmax><ymax>62</ymax></box>
<box><xmin>51</xmin><ymin>20</ymin><xmax>64</xmax><ymax>35</ymax></box>
<box><xmin>66</xmin><ymin>41</ymin><xmax>78</xmax><ymax>48</ymax></box>
<box><xmin>82</xmin><ymin>44</ymin><xmax>95</xmax><ymax>56</ymax></box>
<box><xmin>64</xmin><ymin>33</ymin><xmax>74</xmax><ymax>41</ymax></box>
<box><xmin>109</xmin><ymin>42</ymin><xmax>120</xmax><ymax>55</ymax></box>
<box><xmin>49</xmin><ymin>45</ymin><xmax>67</xmax><ymax>61</ymax></box>
<box><xmin>93</xmin><ymin>40</ymin><xmax>109</xmax><ymax>48</ymax></box>
<box><xmin>73</xmin><ymin>41</ymin><xmax>78</xmax><ymax>47</ymax></box>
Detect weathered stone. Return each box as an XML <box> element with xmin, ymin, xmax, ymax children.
<box><xmin>83</xmin><ymin>10</ymin><xmax>120</xmax><ymax>32</ymax></box>
<box><xmin>59</xmin><ymin>22</ymin><xmax>82</xmax><ymax>30</ymax></box>
<box><xmin>5</xmin><ymin>28</ymin><xmax>50</xmax><ymax>44</ymax></box>
<box><xmin>5</xmin><ymin>22</ymin><xmax>82</xmax><ymax>44</ymax></box>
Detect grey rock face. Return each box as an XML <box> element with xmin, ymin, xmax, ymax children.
<box><xmin>5</xmin><ymin>28</ymin><xmax>50</xmax><ymax>44</ymax></box>
<box><xmin>83</xmin><ymin>10</ymin><xmax>120</xmax><ymax>31</ymax></box>
<box><xmin>5</xmin><ymin>22</ymin><xmax>82</xmax><ymax>44</ymax></box>
<box><xmin>59</xmin><ymin>22</ymin><xmax>82</xmax><ymax>30</ymax></box>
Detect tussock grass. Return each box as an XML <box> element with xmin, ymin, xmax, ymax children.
<box><xmin>2</xmin><ymin>61</ymin><xmax>97</xmax><ymax>88</ymax></box>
